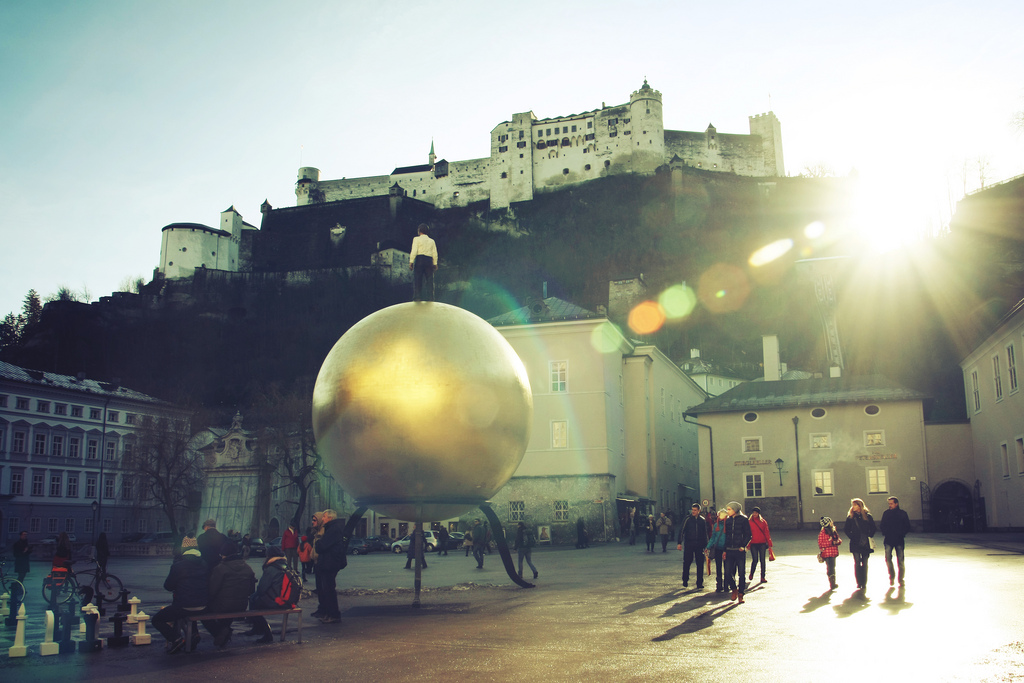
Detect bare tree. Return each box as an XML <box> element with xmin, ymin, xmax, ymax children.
<box><xmin>800</xmin><ymin>163</ymin><xmax>835</xmax><ymax>178</ymax></box>
<box><xmin>976</xmin><ymin>156</ymin><xmax>992</xmax><ymax>190</ymax></box>
<box><xmin>125</xmin><ymin>411</ymin><xmax>207</xmax><ymax>535</ymax></box>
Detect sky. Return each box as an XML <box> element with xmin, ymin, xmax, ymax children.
<box><xmin>2</xmin><ymin>0</ymin><xmax>1023</xmax><ymax>319</ymax></box>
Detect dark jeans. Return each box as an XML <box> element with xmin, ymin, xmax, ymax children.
<box><xmin>473</xmin><ymin>545</ymin><xmax>486</xmax><ymax>567</ymax></box>
<box><xmin>724</xmin><ymin>549</ymin><xmax>747</xmax><ymax>594</ymax></box>
<box><xmin>315</xmin><ymin>568</ymin><xmax>340</xmax><ymax>619</ymax></box>
<box><xmin>852</xmin><ymin>550</ymin><xmax>870</xmax><ymax>588</ymax></box>
<box><xmin>517</xmin><ymin>548</ymin><xmax>537</xmax><ymax>577</ymax></box>
<box><xmin>413</xmin><ymin>256</ymin><xmax>435</xmax><ymax>301</ymax></box>
<box><xmin>884</xmin><ymin>543</ymin><xmax>905</xmax><ymax>583</ymax></box>
<box><xmin>710</xmin><ymin>550</ymin><xmax>724</xmax><ymax>588</ymax></box>
<box><xmin>824</xmin><ymin>556</ymin><xmax>837</xmax><ymax>587</ymax></box>
<box><xmin>152</xmin><ymin>604</ymin><xmax>203</xmax><ymax>642</ymax></box>
<box><xmin>645</xmin><ymin>534</ymin><xmax>656</xmax><ymax>552</ymax></box>
<box><xmin>682</xmin><ymin>544</ymin><xmax>704</xmax><ymax>586</ymax></box>
<box><xmin>749</xmin><ymin>543</ymin><xmax>768</xmax><ymax>579</ymax></box>
<box><xmin>660</xmin><ymin>534</ymin><xmax>670</xmax><ymax>552</ymax></box>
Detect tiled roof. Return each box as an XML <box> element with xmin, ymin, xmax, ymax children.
<box><xmin>488</xmin><ymin>297</ymin><xmax>599</xmax><ymax>326</ymax></box>
<box><xmin>0</xmin><ymin>361</ymin><xmax>168</xmax><ymax>405</ymax></box>
<box><xmin>685</xmin><ymin>375</ymin><xmax>928</xmax><ymax>415</ymax></box>
<box><xmin>392</xmin><ymin>164</ymin><xmax>433</xmax><ymax>175</ymax></box>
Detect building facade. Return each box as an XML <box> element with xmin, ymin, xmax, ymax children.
<box><xmin>960</xmin><ymin>298</ymin><xmax>1024</xmax><ymax>529</ymax></box>
<box><xmin>484</xmin><ymin>297</ymin><xmax>707</xmax><ymax>543</ymax></box>
<box><xmin>296</xmin><ymin>81</ymin><xmax>784</xmax><ymax>212</ymax></box>
<box><xmin>0</xmin><ymin>361</ymin><xmax>189</xmax><ymax>548</ymax></box>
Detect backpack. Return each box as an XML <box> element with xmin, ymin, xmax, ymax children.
<box><xmin>273</xmin><ymin>565</ymin><xmax>302</xmax><ymax>608</ymax></box>
<box><xmin>297</xmin><ymin>540</ymin><xmax>313</xmax><ymax>564</ymax></box>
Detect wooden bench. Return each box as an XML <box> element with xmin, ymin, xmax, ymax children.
<box><xmin>178</xmin><ymin>607</ymin><xmax>302</xmax><ymax>652</ymax></box>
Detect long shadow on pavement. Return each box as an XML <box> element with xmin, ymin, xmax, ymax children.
<box><xmin>801</xmin><ymin>589</ymin><xmax>835</xmax><ymax>613</ymax></box>
<box><xmin>621</xmin><ymin>588</ymin><xmax>687</xmax><ymax>614</ymax></box>
<box><xmin>878</xmin><ymin>586</ymin><xmax>912</xmax><ymax>615</ymax></box>
<box><xmin>833</xmin><ymin>589</ymin><xmax>871</xmax><ymax>618</ymax></box>
<box><xmin>652</xmin><ymin>601</ymin><xmax>740</xmax><ymax>641</ymax></box>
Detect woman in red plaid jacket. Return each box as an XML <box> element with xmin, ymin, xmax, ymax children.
<box><xmin>817</xmin><ymin>517</ymin><xmax>842</xmax><ymax>590</ymax></box>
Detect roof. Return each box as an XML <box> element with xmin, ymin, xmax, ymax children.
<box><xmin>161</xmin><ymin>222</ymin><xmax>231</xmax><ymax>237</ymax></box>
<box><xmin>488</xmin><ymin>297</ymin><xmax>599</xmax><ymax>326</ymax></box>
<box><xmin>0</xmin><ymin>361</ymin><xmax>170</xmax><ymax>406</ymax></box>
<box><xmin>685</xmin><ymin>375</ymin><xmax>928</xmax><ymax>415</ymax></box>
<box><xmin>392</xmin><ymin>164</ymin><xmax>433</xmax><ymax>175</ymax></box>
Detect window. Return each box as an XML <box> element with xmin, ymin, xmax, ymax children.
<box><xmin>743</xmin><ymin>412</ymin><xmax>758</xmax><ymax>423</ymax></box>
<box><xmin>517</xmin><ymin>141</ymin><xmax>526</xmax><ymax>148</ymax></box>
<box><xmin>551</xmin><ymin>420</ymin><xmax>567</xmax><ymax>449</ymax></box>
<box><xmin>867</xmin><ymin>467</ymin><xmax>889</xmax><ymax>494</ymax></box>
<box><xmin>1001</xmin><ymin>443</ymin><xmax>1010</xmax><ymax>477</ymax></box>
<box><xmin>0</xmin><ymin>394</ymin><xmax>6</xmax><ymax>407</ymax></box>
<box><xmin>1008</xmin><ymin>345</ymin><xmax>1019</xmax><ymax>393</ymax></box>
<box><xmin>32</xmin><ymin>472</ymin><xmax>44</xmax><ymax>496</ymax></box>
<box><xmin>67</xmin><ymin>474</ymin><xmax>78</xmax><ymax>498</ymax></box>
<box><xmin>138</xmin><ymin>518</ymin><xmax>148</xmax><ymax>533</ymax></box>
<box><xmin>7</xmin><ymin>517</ymin><xmax>18</xmax><ymax>533</ymax></box>
<box><xmin>125</xmin><ymin>413</ymin><xmax>137</xmax><ymax>425</ymax></box>
<box><xmin>30</xmin><ymin>518</ymin><xmax>41</xmax><ymax>533</ymax></box>
<box><xmin>51</xmin><ymin>435</ymin><xmax>64</xmax><ymax>457</ymax></box>
<box><xmin>122</xmin><ymin>477</ymin><xmax>132</xmax><ymax>500</ymax></box>
<box><xmin>865</xmin><ymin>431</ymin><xmax>885</xmax><ymax>447</ymax></box>
<box><xmin>86</xmin><ymin>475</ymin><xmax>97</xmax><ymax>499</ymax></box>
<box><xmin>90</xmin><ymin>408</ymin><xmax>101</xmax><ymax>420</ymax></box>
<box><xmin>810</xmin><ymin>408</ymin><xmax>827</xmax><ymax>418</ymax></box>
<box><xmin>813</xmin><ymin>470</ymin><xmax>834</xmax><ymax>495</ymax></box>
<box><xmin>509</xmin><ymin>501</ymin><xmax>525</xmax><ymax>522</ymax></box>
<box><xmin>103</xmin><ymin>518</ymin><xmax>112</xmax><ymax>533</ymax></box>
<box><xmin>11</xmin><ymin>471</ymin><xmax>23</xmax><ymax>495</ymax></box>
<box><xmin>48</xmin><ymin>518</ymin><xmax>59</xmax><ymax>533</ymax></box>
<box><xmin>498</xmin><ymin>145</ymin><xmax>507</xmax><ymax>153</ymax></box>
<box><xmin>65</xmin><ymin>518</ymin><xmax>75</xmax><ymax>533</ymax></box>
<box><xmin>87</xmin><ymin>439</ymin><xmax>98</xmax><ymax>459</ymax></box>
<box><xmin>554</xmin><ymin>500</ymin><xmax>569</xmax><ymax>521</ymax></box>
<box><xmin>608</xmin><ymin>118</ymin><xmax>618</xmax><ymax>125</ymax></box>
<box><xmin>16</xmin><ymin>397</ymin><xmax>29</xmax><ymax>410</ymax></box>
<box><xmin>587</xmin><ymin>121</ymin><xmax>592</xmax><ymax>128</ymax></box>
<box><xmin>1016</xmin><ymin>437</ymin><xmax>1024</xmax><ymax>475</ymax></box>
<box><xmin>84</xmin><ymin>517</ymin><xmax>94</xmax><ymax>533</ymax></box>
<box><xmin>69</xmin><ymin>438</ymin><xmax>80</xmax><ymax>459</ymax></box>
<box><xmin>37</xmin><ymin>400</ymin><xmax>50</xmax><ymax>413</ymax></box>
<box><xmin>972</xmin><ymin>370</ymin><xmax>981</xmax><ymax>412</ymax></box>
<box><xmin>810</xmin><ymin>433</ymin><xmax>831</xmax><ymax>449</ymax></box>
<box><xmin>550</xmin><ymin>361</ymin><xmax>567</xmax><ymax>392</ymax></box>
<box><xmin>13</xmin><ymin>431</ymin><xmax>26</xmax><ymax>453</ymax></box>
<box><xmin>745</xmin><ymin>473</ymin><xmax>763</xmax><ymax>498</ymax></box>
<box><xmin>104</xmin><ymin>475</ymin><xmax>115</xmax><ymax>499</ymax></box>
<box><xmin>105</xmin><ymin>440</ymin><xmax>116</xmax><ymax>460</ymax></box>
<box><xmin>994</xmin><ymin>355</ymin><xmax>1003</xmax><ymax>400</ymax></box>
<box><xmin>71</xmin><ymin>405</ymin><xmax>82</xmax><ymax>417</ymax></box>
<box><xmin>571</xmin><ymin>125</ymin><xmax>577</xmax><ymax>132</ymax></box>
<box><xmin>50</xmin><ymin>473</ymin><xmax>62</xmax><ymax>497</ymax></box>
<box><xmin>108</xmin><ymin>411</ymin><xmax>119</xmax><ymax>423</ymax></box>
<box><xmin>609</xmin><ymin>132</ymin><xmax>617</xmax><ymax>137</ymax></box>
<box><xmin>864</xmin><ymin>405</ymin><xmax>880</xmax><ymax>416</ymax></box>
<box><xmin>34</xmin><ymin>433</ymin><xmax>47</xmax><ymax>455</ymax></box>
<box><xmin>743</xmin><ymin>437</ymin><xmax>763</xmax><ymax>453</ymax></box>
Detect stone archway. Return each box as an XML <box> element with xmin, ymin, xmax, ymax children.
<box><xmin>931</xmin><ymin>481</ymin><xmax>974</xmax><ymax>532</ymax></box>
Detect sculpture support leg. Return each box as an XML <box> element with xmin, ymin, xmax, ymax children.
<box><xmin>480</xmin><ymin>503</ymin><xmax>534</xmax><ymax>589</ymax></box>
<box><xmin>340</xmin><ymin>507</ymin><xmax>368</xmax><ymax>554</ymax></box>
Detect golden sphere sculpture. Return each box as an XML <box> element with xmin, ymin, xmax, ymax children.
<box><xmin>312</xmin><ymin>302</ymin><xmax>533</xmax><ymax>521</ymax></box>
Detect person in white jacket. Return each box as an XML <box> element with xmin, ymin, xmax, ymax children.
<box><xmin>410</xmin><ymin>224</ymin><xmax>438</xmax><ymax>301</ymax></box>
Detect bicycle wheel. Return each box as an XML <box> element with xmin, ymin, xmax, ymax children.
<box><xmin>41</xmin><ymin>572</ymin><xmax>78</xmax><ymax>605</ymax></box>
<box><xmin>2</xmin><ymin>576</ymin><xmax>26</xmax><ymax>602</ymax></box>
<box><xmin>95</xmin><ymin>573</ymin><xmax>124</xmax><ymax>602</ymax></box>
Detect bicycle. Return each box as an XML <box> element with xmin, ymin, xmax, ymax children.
<box><xmin>41</xmin><ymin>565</ymin><xmax>80</xmax><ymax>606</ymax></box>
<box><xmin>0</xmin><ymin>557</ymin><xmax>27</xmax><ymax>602</ymax></box>
<box><xmin>76</xmin><ymin>557</ymin><xmax>125</xmax><ymax>603</ymax></box>
<box><xmin>41</xmin><ymin>557</ymin><xmax>125</xmax><ymax>606</ymax></box>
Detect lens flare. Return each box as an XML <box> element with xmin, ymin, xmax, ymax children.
<box><xmin>805</xmin><ymin>221</ymin><xmax>825</xmax><ymax>239</ymax></box>
<box><xmin>628</xmin><ymin>301</ymin><xmax>666</xmax><ymax>335</ymax></box>
<box><xmin>658</xmin><ymin>284</ymin><xmax>697</xmax><ymax>319</ymax></box>
<box><xmin>749</xmin><ymin>239</ymin><xmax>794</xmax><ymax>267</ymax></box>
<box><xmin>590</xmin><ymin>320</ymin><xmax>624</xmax><ymax>353</ymax></box>
<box><xmin>698</xmin><ymin>263</ymin><xmax>751</xmax><ymax>314</ymax></box>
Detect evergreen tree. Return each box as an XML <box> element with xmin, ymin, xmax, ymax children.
<box><xmin>0</xmin><ymin>312</ymin><xmax>22</xmax><ymax>352</ymax></box>
<box><xmin>22</xmin><ymin>289</ymin><xmax>42</xmax><ymax>327</ymax></box>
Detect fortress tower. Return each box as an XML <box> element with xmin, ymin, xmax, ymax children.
<box><xmin>295</xmin><ymin>167</ymin><xmax>321</xmax><ymax>206</ymax></box>
<box><xmin>748</xmin><ymin>112</ymin><xmax>784</xmax><ymax>177</ymax></box>
<box><xmin>628</xmin><ymin>80</ymin><xmax>665</xmax><ymax>174</ymax></box>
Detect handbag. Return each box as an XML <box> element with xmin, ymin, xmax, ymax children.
<box><xmin>768</xmin><ymin>547</ymin><xmax>776</xmax><ymax>562</ymax></box>
<box><xmin>816</xmin><ymin>553</ymin><xmax>824</xmax><ymax>563</ymax></box>
<box><xmin>868</xmin><ymin>537</ymin><xmax>875</xmax><ymax>551</ymax></box>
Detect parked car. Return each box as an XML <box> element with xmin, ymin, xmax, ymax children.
<box><xmin>390</xmin><ymin>531</ymin><xmax>443</xmax><ymax>553</ymax></box>
<box><xmin>139</xmin><ymin>532</ymin><xmax>175</xmax><ymax>544</ymax></box>
<box><xmin>39</xmin><ymin>534</ymin><xmax>78</xmax><ymax>544</ymax></box>
<box><xmin>348</xmin><ymin>536</ymin><xmax>391</xmax><ymax>555</ymax></box>
<box><xmin>249</xmin><ymin>538</ymin><xmax>267</xmax><ymax>557</ymax></box>
<box><xmin>121</xmin><ymin>532</ymin><xmax>146</xmax><ymax>543</ymax></box>
<box><xmin>446</xmin><ymin>531</ymin><xmax>465</xmax><ymax>550</ymax></box>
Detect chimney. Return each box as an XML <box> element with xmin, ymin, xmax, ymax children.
<box><xmin>762</xmin><ymin>334</ymin><xmax>781</xmax><ymax>381</ymax></box>
<box><xmin>829</xmin><ymin>364</ymin><xmax>842</xmax><ymax>378</ymax></box>
<box><xmin>690</xmin><ymin>349</ymin><xmax>701</xmax><ymax>359</ymax></box>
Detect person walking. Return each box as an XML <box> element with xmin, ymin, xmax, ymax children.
<box><xmin>463</xmin><ymin>526</ymin><xmax>474</xmax><ymax>557</ymax></box>
<box><xmin>94</xmin><ymin>532</ymin><xmax>110</xmax><ymax>574</ymax></box>
<box><xmin>404</xmin><ymin>523</ymin><xmax>429</xmax><ymax>570</ymax></box>
<box><xmin>313</xmin><ymin>509</ymin><xmax>347</xmax><ymax>624</ymax></box>
<box><xmin>817</xmin><ymin>516</ymin><xmax>842</xmax><ymax>591</ymax></box>
<box><xmin>576</xmin><ymin>517</ymin><xmax>589</xmax><ymax>549</ymax></box>
<box><xmin>644</xmin><ymin>515</ymin><xmax>657</xmax><ymax>552</ymax></box>
<box><xmin>410</xmin><ymin>223</ymin><xmax>438</xmax><ymax>301</ymax></box>
<box><xmin>241</xmin><ymin>534</ymin><xmax>252</xmax><ymax>561</ymax></box>
<box><xmin>656</xmin><ymin>512</ymin><xmax>673</xmax><ymax>553</ymax></box>
<box><xmin>436</xmin><ymin>526</ymin><xmax>450</xmax><ymax>556</ymax></box>
<box><xmin>153</xmin><ymin>548</ymin><xmax>208</xmax><ymax>653</ymax></box>
<box><xmin>705</xmin><ymin>510</ymin><xmax>728</xmax><ymax>592</ymax></box>
<box><xmin>676</xmin><ymin>503</ymin><xmax>709</xmax><ymax>589</ymax></box>
<box><xmin>722</xmin><ymin>501</ymin><xmax>752</xmax><ymax>604</ymax></box>
<box><xmin>879</xmin><ymin>496</ymin><xmax>912</xmax><ymax>587</ymax></box>
<box><xmin>282</xmin><ymin>524</ymin><xmax>300</xmax><ymax>573</ymax></box>
<box><xmin>202</xmin><ymin>539</ymin><xmax>256</xmax><ymax>648</ymax></box>
<box><xmin>627</xmin><ymin>507</ymin><xmax>637</xmax><ymax>546</ymax></box>
<box><xmin>515</xmin><ymin>521</ymin><xmax>539</xmax><ymax>580</ymax></box>
<box><xmin>472</xmin><ymin>519</ymin><xmax>490</xmax><ymax>569</ymax></box>
<box><xmin>844</xmin><ymin>498</ymin><xmax>876</xmax><ymax>591</ymax></box>
<box><xmin>12</xmin><ymin>531</ymin><xmax>31</xmax><ymax>583</ymax></box>
<box><xmin>747</xmin><ymin>507</ymin><xmax>773</xmax><ymax>584</ymax></box>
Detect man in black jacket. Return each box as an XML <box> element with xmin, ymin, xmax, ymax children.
<box><xmin>202</xmin><ymin>539</ymin><xmax>256</xmax><ymax>647</ymax></box>
<box><xmin>722</xmin><ymin>501</ymin><xmax>752</xmax><ymax>603</ymax></box>
<box><xmin>677</xmin><ymin>503</ymin><xmax>710</xmax><ymax>589</ymax></box>
<box><xmin>314</xmin><ymin>509</ymin><xmax>347</xmax><ymax>624</ymax></box>
<box><xmin>879</xmin><ymin>496</ymin><xmax>912</xmax><ymax>587</ymax></box>
<box><xmin>153</xmin><ymin>548</ymin><xmax>208</xmax><ymax>653</ymax></box>
<box><xmin>197</xmin><ymin>519</ymin><xmax>226</xmax><ymax>574</ymax></box>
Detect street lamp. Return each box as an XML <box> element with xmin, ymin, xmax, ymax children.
<box><xmin>91</xmin><ymin>500</ymin><xmax>99</xmax><ymax>543</ymax></box>
<box><xmin>775</xmin><ymin>458</ymin><xmax>785</xmax><ymax>486</ymax></box>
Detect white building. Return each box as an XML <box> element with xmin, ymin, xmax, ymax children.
<box><xmin>681</xmin><ymin>349</ymin><xmax>748</xmax><ymax>397</ymax></box>
<box><xmin>0</xmin><ymin>361</ymin><xmax>190</xmax><ymax>548</ymax></box>
<box><xmin>157</xmin><ymin>206</ymin><xmax>257</xmax><ymax>280</ymax></box>
<box><xmin>960</xmin><ymin>297</ymin><xmax>1024</xmax><ymax>529</ymax></box>
<box><xmin>485</xmin><ymin>297</ymin><xmax>707</xmax><ymax>543</ymax></box>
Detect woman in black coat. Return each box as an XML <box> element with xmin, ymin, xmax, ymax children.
<box><xmin>844</xmin><ymin>498</ymin><xmax>876</xmax><ymax>591</ymax></box>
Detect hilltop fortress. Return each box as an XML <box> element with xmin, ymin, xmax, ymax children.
<box><xmin>296</xmin><ymin>80</ymin><xmax>784</xmax><ymax>211</ymax></box>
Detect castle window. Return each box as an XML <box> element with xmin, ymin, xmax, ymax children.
<box><xmin>519</xmin><ymin>131</ymin><xmax>524</xmax><ymax>139</ymax></box>
<box><xmin>546</xmin><ymin>128</ymin><xmax>551</xmax><ymax>135</ymax></box>
<box><xmin>563</xmin><ymin>168</ymin><xmax>569</xmax><ymax>175</ymax></box>
<box><xmin>571</xmin><ymin>125</ymin><xmax>577</xmax><ymax>132</ymax></box>
<box><xmin>537</xmin><ymin>141</ymin><xmax>546</xmax><ymax>149</ymax></box>
<box><xmin>585</xmin><ymin>164</ymin><xmax>591</xmax><ymax>171</ymax></box>
<box><xmin>608</xmin><ymin>118</ymin><xmax>617</xmax><ymax>125</ymax></box>
<box><xmin>561</xmin><ymin>138</ymin><xmax>570</xmax><ymax>147</ymax></box>
<box><xmin>585</xmin><ymin>133</ymin><xmax>594</xmax><ymax>141</ymax></box>
<box><xmin>499</xmin><ymin>145</ymin><xmax>507</xmax><ymax>153</ymax></box>
<box><xmin>623</xmin><ymin>118</ymin><xmax>630</xmax><ymax>124</ymax></box>
<box><xmin>519</xmin><ymin>154</ymin><xmax>524</xmax><ymax>158</ymax></box>
<box><xmin>583</xmin><ymin>148</ymin><xmax>589</xmax><ymax>153</ymax></box>
<box><xmin>538</xmin><ymin>130</ymin><xmax>543</xmax><ymax>138</ymax></box>
<box><xmin>646</xmin><ymin>108</ymin><xmax>650</xmax><ymax>114</ymax></box>
<box><xmin>609</xmin><ymin>132</ymin><xmax>617</xmax><ymax>137</ymax></box>
<box><xmin>587</xmin><ymin>121</ymin><xmax>592</xmax><ymax>128</ymax></box>
<box><xmin>624</xmin><ymin>130</ymin><xmax>631</xmax><ymax>135</ymax></box>
<box><xmin>453</xmin><ymin>192</ymin><xmax>459</xmax><ymax>198</ymax></box>
<box><xmin>517</xmin><ymin>141</ymin><xmax>526</xmax><ymax>148</ymax></box>
<box><xmin>168</xmin><ymin>261</ymin><xmax>173</xmax><ymax>266</ymax></box>
<box><xmin>604</xmin><ymin>160</ymin><xmax>610</xmax><ymax>168</ymax></box>
<box><xmin>181</xmin><ymin>247</ymin><xmax>187</xmax><ymax>252</ymax></box>
<box><xmin>211</xmin><ymin>251</ymin><xmax>216</xmax><ymax>256</ymax></box>
<box><xmin>412</xmin><ymin>190</ymin><xmax>416</xmax><ymax>196</ymax></box>
<box><xmin>501</xmin><ymin>172</ymin><xmax>507</xmax><ymax>179</ymax></box>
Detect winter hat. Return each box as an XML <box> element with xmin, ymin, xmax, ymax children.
<box><xmin>726</xmin><ymin>501</ymin><xmax>742</xmax><ymax>513</ymax></box>
<box><xmin>820</xmin><ymin>516</ymin><xmax>833</xmax><ymax>528</ymax></box>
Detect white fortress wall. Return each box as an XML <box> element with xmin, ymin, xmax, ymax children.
<box><xmin>436</xmin><ymin>158</ymin><xmax>492</xmax><ymax>208</ymax></box>
<box><xmin>319</xmin><ymin>175</ymin><xmax>391</xmax><ymax>203</ymax></box>
<box><xmin>664</xmin><ymin>130</ymin><xmax>766</xmax><ymax>175</ymax></box>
